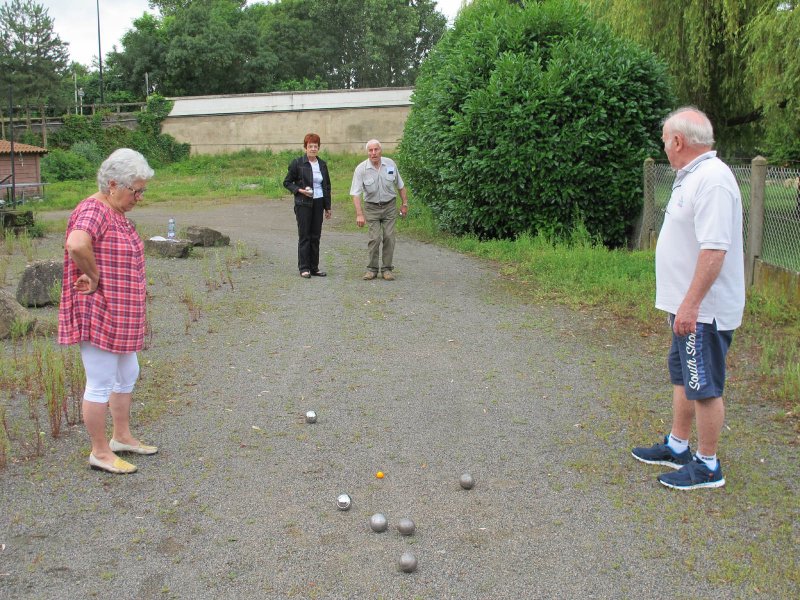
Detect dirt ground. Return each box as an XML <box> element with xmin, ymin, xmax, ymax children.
<box><xmin>0</xmin><ymin>197</ymin><xmax>791</xmax><ymax>599</ymax></box>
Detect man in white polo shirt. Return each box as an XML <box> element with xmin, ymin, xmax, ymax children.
<box><xmin>350</xmin><ymin>139</ymin><xmax>409</xmax><ymax>281</ymax></box>
<box><xmin>632</xmin><ymin>107</ymin><xmax>745</xmax><ymax>490</ymax></box>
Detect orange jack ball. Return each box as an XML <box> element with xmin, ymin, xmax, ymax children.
<box><xmin>376</xmin><ymin>471</ymin><xmax>385</xmax><ymax>479</ymax></box>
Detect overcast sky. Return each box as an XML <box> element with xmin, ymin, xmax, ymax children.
<box><xmin>33</xmin><ymin>0</ymin><xmax>467</xmax><ymax>68</ymax></box>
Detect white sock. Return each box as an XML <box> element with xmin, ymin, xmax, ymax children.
<box><xmin>667</xmin><ymin>433</ymin><xmax>689</xmax><ymax>454</ymax></box>
<box><xmin>696</xmin><ymin>452</ymin><xmax>718</xmax><ymax>471</ymax></box>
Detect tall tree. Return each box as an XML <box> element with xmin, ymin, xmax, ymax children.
<box><xmin>105</xmin><ymin>13</ymin><xmax>169</xmax><ymax>99</ymax></box>
<box><xmin>162</xmin><ymin>0</ymin><xmax>277</xmax><ymax>95</ymax></box>
<box><xmin>147</xmin><ymin>0</ymin><xmax>246</xmax><ymax>17</ymax></box>
<box><xmin>0</xmin><ymin>0</ymin><xmax>69</xmax><ymax>109</ymax></box>
<box><xmin>311</xmin><ymin>0</ymin><xmax>447</xmax><ymax>88</ymax></box>
<box><xmin>586</xmin><ymin>0</ymin><xmax>800</xmax><ymax>159</ymax></box>
<box><xmin>111</xmin><ymin>0</ymin><xmax>446</xmax><ymax>97</ymax></box>
<box><xmin>747</xmin><ymin>2</ymin><xmax>800</xmax><ymax>162</ymax></box>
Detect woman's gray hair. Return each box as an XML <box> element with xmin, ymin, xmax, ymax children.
<box><xmin>96</xmin><ymin>148</ymin><xmax>154</xmax><ymax>194</ymax></box>
<box><xmin>663</xmin><ymin>106</ymin><xmax>715</xmax><ymax>147</ymax></box>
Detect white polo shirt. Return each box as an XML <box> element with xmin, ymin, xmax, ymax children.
<box><xmin>655</xmin><ymin>151</ymin><xmax>745</xmax><ymax>330</ymax></box>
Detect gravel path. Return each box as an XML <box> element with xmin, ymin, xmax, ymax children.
<box><xmin>1</xmin><ymin>198</ymin><xmax>740</xmax><ymax>599</ymax></box>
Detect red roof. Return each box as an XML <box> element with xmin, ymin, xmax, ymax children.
<box><xmin>0</xmin><ymin>140</ymin><xmax>48</xmax><ymax>154</ymax></box>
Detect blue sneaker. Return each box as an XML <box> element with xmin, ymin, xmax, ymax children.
<box><xmin>657</xmin><ymin>457</ymin><xmax>725</xmax><ymax>490</ymax></box>
<box><xmin>631</xmin><ymin>436</ymin><xmax>692</xmax><ymax>469</ymax></box>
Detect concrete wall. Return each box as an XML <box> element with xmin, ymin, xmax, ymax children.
<box><xmin>161</xmin><ymin>88</ymin><xmax>413</xmax><ymax>155</ymax></box>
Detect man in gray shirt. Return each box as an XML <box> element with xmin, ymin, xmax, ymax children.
<box><xmin>350</xmin><ymin>139</ymin><xmax>409</xmax><ymax>280</ymax></box>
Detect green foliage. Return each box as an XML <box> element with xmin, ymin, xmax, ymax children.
<box><xmin>273</xmin><ymin>77</ymin><xmax>328</xmax><ymax>92</ymax></box>
<box><xmin>110</xmin><ymin>0</ymin><xmax>446</xmax><ymax>96</ymax></box>
<box><xmin>136</xmin><ymin>94</ymin><xmax>174</xmax><ymax>137</ymax></box>
<box><xmin>42</xmin><ymin>95</ymin><xmax>187</xmax><ymax>178</ymax></box>
<box><xmin>588</xmin><ymin>0</ymin><xmax>800</xmax><ymax>161</ymax></box>
<box><xmin>399</xmin><ymin>0</ymin><xmax>674</xmax><ymax>246</ymax></box>
<box><xmin>308</xmin><ymin>0</ymin><xmax>447</xmax><ymax>88</ymax></box>
<box><xmin>49</xmin><ymin>113</ymin><xmax>104</xmax><ymax>150</ymax></box>
<box><xmin>18</xmin><ymin>130</ymin><xmax>43</xmax><ymax>147</ymax></box>
<box><xmin>69</xmin><ymin>141</ymin><xmax>105</xmax><ymax>168</ymax></box>
<box><xmin>747</xmin><ymin>3</ymin><xmax>800</xmax><ymax>162</ymax></box>
<box><xmin>41</xmin><ymin>149</ymin><xmax>95</xmax><ymax>182</ymax></box>
<box><xmin>0</xmin><ymin>0</ymin><xmax>69</xmax><ymax>105</ymax></box>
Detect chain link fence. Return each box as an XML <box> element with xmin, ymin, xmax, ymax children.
<box><xmin>640</xmin><ymin>158</ymin><xmax>800</xmax><ymax>277</ymax></box>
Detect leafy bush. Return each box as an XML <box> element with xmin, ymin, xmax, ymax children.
<box><xmin>49</xmin><ymin>113</ymin><xmax>104</xmax><ymax>150</ymax></box>
<box><xmin>69</xmin><ymin>140</ymin><xmax>105</xmax><ymax>168</ymax></box>
<box><xmin>41</xmin><ymin>149</ymin><xmax>95</xmax><ymax>182</ymax></box>
<box><xmin>18</xmin><ymin>130</ymin><xmax>43</xmax><ymax>147</ymax></box>
<box><xmin>398</xmin><ymin>0</ymin><xmax>675</xmax><ymax>246</ymax></box>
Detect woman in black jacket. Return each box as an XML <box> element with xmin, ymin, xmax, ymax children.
<box><xmin>283</xmin><ymin>133</ymin><xmax>332</xmax><ymax>278</ymax></box>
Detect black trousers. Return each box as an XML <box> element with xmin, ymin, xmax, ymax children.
<box><xmin>295</xmin><ymin>199</ymin><xmax>324</xmax><ymax>272</ymax></box>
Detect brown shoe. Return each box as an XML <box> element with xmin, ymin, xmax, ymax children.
<box><xmin>382</xmin><ymin>271</ymin><xmax>395</xmax><ymax>281</ymax></box>
<box><xmin>362</xmin><ymin>271</ymin><xmax>377</xmax><ymax>280</ymax></box>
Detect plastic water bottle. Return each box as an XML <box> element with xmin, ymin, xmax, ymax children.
<box><xmin>167</xmin><ymin>218</ymin><xmax>176</xmax><ymax>240</ymax></box>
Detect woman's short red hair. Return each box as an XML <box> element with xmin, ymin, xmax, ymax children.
<box><xmin>304</xmin><ymin>133</ymin><xmax>321</xmax><ymax>148</ymax></box>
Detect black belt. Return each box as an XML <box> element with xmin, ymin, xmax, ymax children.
<box><xmin>369</xmin><ymin>200</ymin><xmax>395</xmax><ymax>207</ymax></box>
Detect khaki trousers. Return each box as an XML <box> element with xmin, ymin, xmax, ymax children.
<box><xmin>363</xmin><ymin>200</ymin><xmax>397</xmax><ymax>272</ymax></box>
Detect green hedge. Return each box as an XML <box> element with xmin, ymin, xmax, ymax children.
<box><xmin>399</xmin><ymin>0</ymin><xmax>675</xmax><ymax>246</ymax></box>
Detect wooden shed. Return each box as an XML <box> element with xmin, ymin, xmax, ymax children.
<box><xmin>0</xmin><ymin>140</ymin><xmax>48</xmax><ymax>204</ymax></box>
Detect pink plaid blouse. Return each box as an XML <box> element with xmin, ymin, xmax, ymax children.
<box><xmin>58</xmin><ymin>198</ymin><xmax>147</xmax><ymax>353</ymax></box>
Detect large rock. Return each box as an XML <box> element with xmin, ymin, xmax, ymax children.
<box><xmin>0</xmin><ymin>290</ymin><xmax>34</xmax><ymax>339</ymax></box>
<box><xmin>185</xmin><ymin>226</ymin><xmax>230</xmax><ymax>247</ymax></box>
<box><xmin>144</xmin><ymin>239</ymin><xmax>192</xmax><ymax>258</ymax></box>
<box><xmin>16</xmin><ymin>259</ymin><xmax>63</xmax><ymax>307</ymax></box>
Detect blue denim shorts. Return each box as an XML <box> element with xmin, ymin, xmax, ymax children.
<box><xmin>667</xmin><ymin>315</ymin><xmax>734</xmax><ymax>400</ymax></box>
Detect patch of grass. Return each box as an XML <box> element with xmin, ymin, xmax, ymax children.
<box><xmin>587</xmin><ymin>325</ymin><xmax>799</xmax><ymax>597</ymax></box>
<box><xmin>36</xmin><ymin>149</ymin><xmax>366</xmax><ymax>212</ymax></box>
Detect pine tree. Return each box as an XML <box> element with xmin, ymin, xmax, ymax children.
<box><xmin>0</xmin><ymin>0</ymin><xmax>70</xmax><ymax>110</ymax></box>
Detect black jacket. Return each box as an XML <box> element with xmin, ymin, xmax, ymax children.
<box><xmin>283</xmin><ymin>154</ymin><xmax>332</xmax><ymax>210</ymax></box>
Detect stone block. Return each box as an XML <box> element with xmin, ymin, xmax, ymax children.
<box><xmin>16</xmin><ymin>259</ymin><xmax>63</xmax><ymax>307</ymax></box>
<box><xmin>0</xmin><ymin>290</ymin><xmax>34</xmax><ymax>339</ymax></box>
<box><xmin>144</xmin><ymin>239</ymin><xmax>192</xmax><ymax>258</ymax></box>
<box><xmin>185</xmin><ymin>226</ymin><xmax>230</xmax><ymax>247</ymax></box>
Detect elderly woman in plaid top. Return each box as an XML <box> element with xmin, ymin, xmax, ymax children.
<box><xmin>58</xmin><ymin>149</ymin><xmax>156</xmax><ymax>474</ymax></box>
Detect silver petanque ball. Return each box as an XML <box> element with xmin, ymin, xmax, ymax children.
<box><xmin>336</xmin><ymin>493</ymin><xmax>352</xmax><ymax>511</ymax></box>
<box><xmin>397</xmin><ymin>517</ymin><xmax>415</xmax><ymax>536</ymax></box>
<box><xmin>369</xmin><ymin>513</ymin><xmax>388</xmax><ymax>532</ymax></box>
<box><xmin>305</xmin><ymin>410</ymin><xmax>317</xmax><ymax>424</ymax></box>
<box><xmin>398</xmin><ymin>551</ymin><xmax>418</xmax><ymax>573</ymax></box>
<box><xmin>459</xmin><ymin>472</ymin><xmax>475</xmax><ymax>490</ymax></box>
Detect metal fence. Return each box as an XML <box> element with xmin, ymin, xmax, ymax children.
<box><xmin>640</xmin><ymin>157</ymin><xmax>800</xmax><ymax>280</ymax></box>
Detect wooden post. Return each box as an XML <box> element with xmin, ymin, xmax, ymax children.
<box><xmin>40</xmin><ymin>105</ymin><xmax>47</xmax><ymax>147</ymax></box>
<box><xmin>746</xmin><ymin>156</ymin><xmax>767</xmax><ymax>286</ymax></box>
<box><xmin>638</xmin><ymin>157</ymin><xmax>656</xmax><ymax>250</ymax></box>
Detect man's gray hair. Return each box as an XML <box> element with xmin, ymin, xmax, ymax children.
<box><xmin>365</xmin><ymin>139</ymin><xmax>382</xmax><ymax>151</ymax></box>
<box><xmin>96</xmin><ymin>148</ymin><xmax>154</xmax><ymax>194</ymax></box>
<box><xmin>663</xmin><ymin>106</ymin><xmax>715</xmax><ymax>147</ymax></box>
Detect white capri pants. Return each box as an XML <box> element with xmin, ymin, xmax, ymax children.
<box><xmin>80</xmin><ymin>342</ymin><xmax>140</xmax><ymax>404</ymax></box>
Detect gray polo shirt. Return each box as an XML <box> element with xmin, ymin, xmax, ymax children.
<box><xmin>350</xmin><ymin>157</ymin><xmax>405</xmax><ymax>204</ymax></box>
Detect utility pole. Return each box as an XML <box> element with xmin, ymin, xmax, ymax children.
<box><xmin>96</xmin><ymin>0</ymin><xmax>104</xmax><ymax>104</ymax></box>
<box><xmin>8</xmin><ymin>84</ymin><xmax>16</xmax><ymax>205</ymax></box>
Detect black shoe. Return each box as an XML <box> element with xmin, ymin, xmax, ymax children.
<box><xmin>311</xmin><ymin>270</ymin><xmax>327</xmax><ymax>277</ymax></box>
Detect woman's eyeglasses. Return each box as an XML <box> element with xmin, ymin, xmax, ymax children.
<box><xmin>125</xmin><ymin>185</ymin><xmax>146</xmax><ymax>197</ymax></box>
